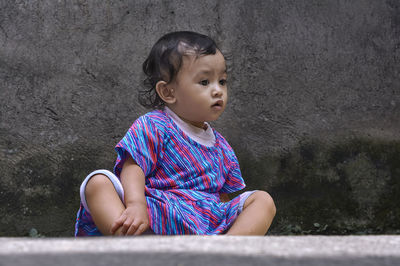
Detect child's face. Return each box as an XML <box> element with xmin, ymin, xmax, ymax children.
<box><xmin>168</xmin><ymin>50</ymin><xmax>228</xmax><ymax>128</ymax></box>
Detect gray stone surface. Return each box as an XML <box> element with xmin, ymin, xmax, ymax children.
<box><xmin>1</xmin><ymin>236</ymin><xmax>400</xmax><ymax>266</ymax></box>
<box><xmin>0</xmin><ymin>1</ymin><xmax>399</xmax><ymax>236</ymax></box>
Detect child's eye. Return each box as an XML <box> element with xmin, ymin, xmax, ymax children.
<box><xmin>200</xmin><ymin>80</ymin><xmax>209</xmax><ymax>86</ymax></box>
<box><xmin>219</xmin><ymin>79</ymin><xmax>227</xmax><ymax>86</ymax></box>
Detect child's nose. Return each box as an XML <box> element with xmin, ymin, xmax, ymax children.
<box><xmin>212</xmin><ymin>84</ymin><xmax>223</xmax><ymax>97</ymax></box>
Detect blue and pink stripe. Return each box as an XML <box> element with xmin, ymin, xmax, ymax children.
<box><xmin>75</xmin><ymin>109</ymin><xmax>245</xmax><ymax>235</ymax></box>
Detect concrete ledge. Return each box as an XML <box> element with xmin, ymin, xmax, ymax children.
<box><xmin>1</xmin><ymin>236</ymin><xmax>400</xmax><ymax>266</ymax></box>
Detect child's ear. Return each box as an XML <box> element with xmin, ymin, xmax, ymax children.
<box><xmin>156</xmin><ymin>81</ymin><xmax>176</xmax><ymax>104</ymax></box>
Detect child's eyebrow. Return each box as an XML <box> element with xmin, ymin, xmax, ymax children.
<box><xmin>197</xmin><ymin>70</ymin><xmax>212</xmax><ymax>75</ymax></box>
<box><xmin>196</xmin><ymin>68</ymin><xmax>227</xmax><ymax>75</ymax></box>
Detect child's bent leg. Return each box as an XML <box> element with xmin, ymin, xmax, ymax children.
<box><xmin>85</xmin><ymin>174</ymin><xmax>126</xmax><ymax>235</ymax></box>
<box><xmin>226</xmin><ymin>191</ymin><xmax>276</xmax><ymax>235</ymax></box>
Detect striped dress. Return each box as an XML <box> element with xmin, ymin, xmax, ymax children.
<box><xmin>76</xmin><ymin>109</ymin><xmax>246</xmax><ymax>235</ymax></box>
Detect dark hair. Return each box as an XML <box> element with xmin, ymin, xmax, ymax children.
<box><xmin>139</xmin><ymin>31</ymin><xmax>219</xmax><ymax>109</ymax></box>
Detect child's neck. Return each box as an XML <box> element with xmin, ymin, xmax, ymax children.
<box><xmin>178</xmin><ymin>116</ymin><xmax>208</xmax><ymax>130</ymax></box>
<box><xmin>165</xmin><ymin>106</ymin><xmax>207</xmax><ymax>130</ymax></box>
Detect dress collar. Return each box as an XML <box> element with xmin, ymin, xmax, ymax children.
<box><xmin>164</xmin><ymin>107</ymin><xmax>216</xmax><ymax>147</ymax></box>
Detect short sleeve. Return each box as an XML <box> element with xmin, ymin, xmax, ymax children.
<box><xmin>113</xmin><ymin>115</ymin><xmax>163</xmax><ymax>178</ymax></box>
<box><xmin>219</xmin><ymin>150</ymin><xmax>246</xmax><ymax>194</ymax></box>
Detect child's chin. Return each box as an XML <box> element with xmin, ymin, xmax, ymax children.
<box><xmin>208</xmin><ymin>114</ymin><xmax>223</xmax><ymax>122</ymax></box>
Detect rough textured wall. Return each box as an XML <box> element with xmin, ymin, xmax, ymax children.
<box><xmin>0</xmin><ymin>0</ymin><xmax>399</xmax><ymax>236</ymax></box>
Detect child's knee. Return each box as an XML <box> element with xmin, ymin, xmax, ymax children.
<box><xmin>253</xmin><ymin>191</ymin><xmax>276</xmax><ymax>216</ymax></box>
<box><xmin>85</xmin><ymin>174</ymin><xmax>113</xmax><ymax>197</ymax></box>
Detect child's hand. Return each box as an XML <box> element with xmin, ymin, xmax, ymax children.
<box><xmin>110</xmin><ymin>203</ymin><xmax>149</xmax><ymax>236</ymax></box>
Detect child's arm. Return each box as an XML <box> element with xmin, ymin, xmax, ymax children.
<box><xmin>110</xmin><ymin>156</ymin><xmax>149</xmax><ymax>235</ymax></box>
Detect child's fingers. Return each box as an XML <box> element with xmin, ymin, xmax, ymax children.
<box><xmin>120</xmin><ymin>218</ymin><xmax>134</xmax><ymax>235</ymax></box>
<box><xmin>110</xmin><ymin>216</ymin><xmax>125</xmax><ymax>234</ymax></box>
<box><xmin>126</xmin><ymin>222</ymin><xmax>139</xmax><ymax>235</ymax></box>
<box><xmin>134</xmin><ymin>223</ymin><xmax>149</xmax><ymax>236</ymax></box>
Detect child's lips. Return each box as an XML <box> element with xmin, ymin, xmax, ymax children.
<box><xmin>211</xmin><ymin>100</ymin><xmax>224</xmax><ymax>109</ymax></box>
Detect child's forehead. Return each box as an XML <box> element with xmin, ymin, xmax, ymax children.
<box><xmin>181</xmin><ymin>51</ymin><xmax>226</xmax><ymax>73</ymax></box>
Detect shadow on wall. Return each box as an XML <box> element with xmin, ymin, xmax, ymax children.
<box><xmin>1</xmin><ymin>137</ymin><xmax>400</xmax><ymax>237</ymax></box>
<box><xmin>237</xmin><ymin>137</ymin><xmax>400</xmax><ymax>235</ymax></box>
<box><xmin>0</xmin><ymin>141</ymin><xmax>114</xmax><ymax>237</ymax></box>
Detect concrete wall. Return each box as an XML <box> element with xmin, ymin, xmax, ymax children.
<box><xmin>0</xmin><ymin>0</ymin><xmax>399</xmax><ymax>236</ymax></box>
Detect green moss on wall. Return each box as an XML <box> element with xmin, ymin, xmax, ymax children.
<box><xmin>0</xmin><ymin>142</ymin><xmax>115</xmax><ymax>237</ymax></box>
<box><xmin>237</xmin><ymin>138</ymin><xmax>400</xmax><ymax>235</ymax></box>
<box><xmin>1</xmin><ymin>137</ymin><xmax>399</xmax><ymax>236</ymax></box>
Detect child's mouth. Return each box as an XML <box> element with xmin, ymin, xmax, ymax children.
<box><xmin>211</xmin><ymin>100</ymin><xmax>223</xmax><ymax>109</ymax></box>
